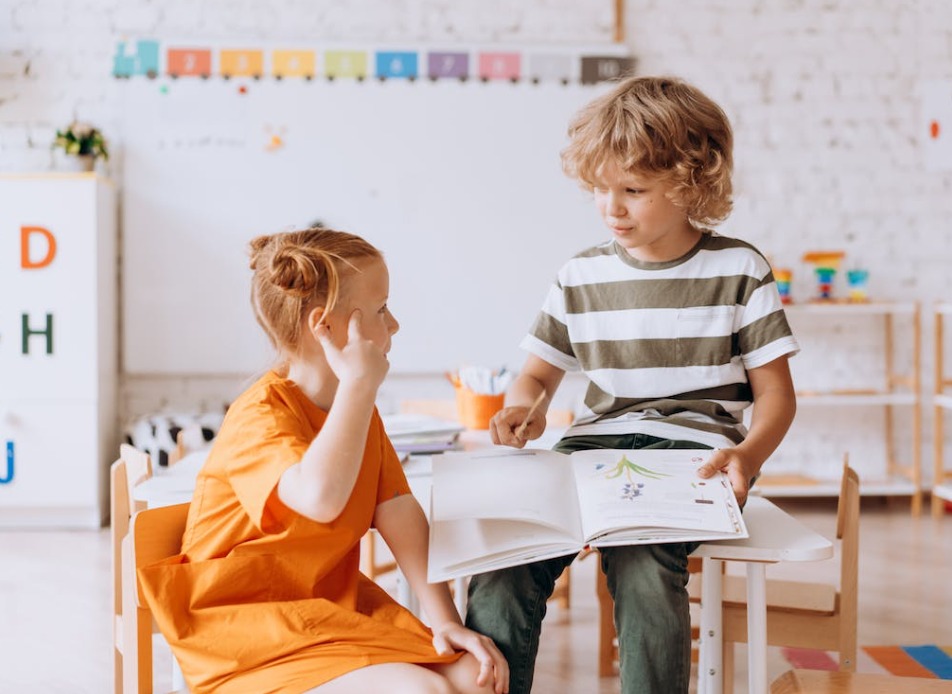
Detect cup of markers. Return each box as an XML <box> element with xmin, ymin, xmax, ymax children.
<box><xmin>448</xmin><ymin>366</ymin><xmax>512</xmax><ymax>430</ymax></box>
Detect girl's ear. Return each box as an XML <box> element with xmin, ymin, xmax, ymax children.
<box><xmin>306</xmin><ymin>306</ymin><xmax>328</xmax><ymax>336</ymax></box>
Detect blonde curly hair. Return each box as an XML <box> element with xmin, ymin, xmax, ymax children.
<box><xmin>561</xmin><ymin>76</ymin><xmax>733</xmax><ymax>226</ymax></box>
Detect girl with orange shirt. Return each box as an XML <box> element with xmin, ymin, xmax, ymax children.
<box><xmin>139</xmin><ymin>228</ymin><xmax>509</xmax><ymax>694</ymax></box>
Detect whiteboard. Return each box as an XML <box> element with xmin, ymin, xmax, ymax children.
<box><xmin>119</xmin><ymin>78</ymin><xmax>609</xmax><ymax>374</ymax></box>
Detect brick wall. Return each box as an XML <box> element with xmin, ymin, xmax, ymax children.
<box><xmin>2</xmin><ymin>0</ymin><xmax>951</xmax><ymax>482</ymax></box>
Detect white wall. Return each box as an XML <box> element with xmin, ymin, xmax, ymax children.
<box><xmin>2</xmin><ymin>0</ymin><xmax>951</xmax><ymax>479</ymax></box>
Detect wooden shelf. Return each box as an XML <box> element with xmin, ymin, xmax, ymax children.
<box><xmin>784</xmin><ymin>301</ymin><xmax>918</xmax><ymax>316</ymax></box>
<box><xmin>935</xmin><ymin>394</ymin><xmax>952</xmax><ymax>409</ymax></box>
<box><xmin>757</xmin><ymin>474</ymin><xmax>918</xmax><ymax>499</ymax></box>
<box><xmin>934</xmin><ymin>305</ymin><xmax>952</xmax><ymax>517</ymax></box>
<box><xmin>797</xmin><ymin>392</ymin><xmax>917</xmax><ymax>406</ymax></box>
<box><xmin>776</xmin><ymin>301</ymin><xmax>922</xmax><ymax>514</ymax></box>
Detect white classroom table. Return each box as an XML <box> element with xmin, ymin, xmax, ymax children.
<box><xmin>134</xmin><ymin>439</ymin><xmax>834</xmax><ymax>694</ymax></box>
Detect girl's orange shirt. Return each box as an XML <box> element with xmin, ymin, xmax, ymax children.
<box><xmin>138</xmin><ymin>370</ymin><xmax>460</xmax><ymax>693</ymax></box>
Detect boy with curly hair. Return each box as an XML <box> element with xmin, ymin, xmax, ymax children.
<box><xmin>465</xmin><ymin>76</ymin><xmax>799</xmax><ymax>694</ymax></box>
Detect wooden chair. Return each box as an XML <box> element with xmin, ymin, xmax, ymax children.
<box><xmin>596</xmin><ymin>459</ymin><xmax>859</xmax><ymax>682</ymax></box>
<box><xmin>771</xmin><ymin>669</ymin><xmax>952</xmax><ymax>693</ymax></box>
<box><xmin>712</xmin><ymin>461</ymin><xmax>859</xmax><ymax>686</ymax></box>
<box><xmin>121</xmin><ymin>502</ymin><xmax>191</xmax><ymax>694</ymax></box>
<box><xmin>111</xmin><ymin>444</ymin><xmax>153</xmax><ymax>693</ymax></box>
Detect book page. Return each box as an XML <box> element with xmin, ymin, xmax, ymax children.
<box><xmin>428</xmin><ymin>516</ymin><xmax>582</xmax><ymax>582</ymax></box>
<box><xmin>570</xmin><ymin>449</ymin><xmax>747</xmax><ymax>544</ymax></box>
<box><xmin>431</xmin><ymin>448</ymin><xmax>583</xmax><ymax>538</ymax></box>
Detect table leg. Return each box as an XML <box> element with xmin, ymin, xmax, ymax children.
<box><xmin>453</xmin><ymin>577</ymin><xmax>467</xmax><ymax>616</ymax></box>
<box><xmin>746</xmin><ymin>562</ymin><xmax>768</xmax><ymax>694</ymax></box>
<box><xmin>699</xmin><ymin>557</ymin><xmax>724</xmax><ymax>694</ymax></box>
<box><xmin>396</xmin><ymin>568</ymin><xmax>421</xmax><ymax>616</ymax></box>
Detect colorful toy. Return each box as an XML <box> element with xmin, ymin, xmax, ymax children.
<box><xmin>802</xmin><ymin>251</ymin><xmax>845</xmax><ymax>301</ymax></box>
<box><xmin>774</xmin><ymin>268</ymin><xmax>793</xmax><ymax>304</ymax></box>
<box><xmin>846</xmin><ymin>268</ymin><xmax>870</xmax><ymax>302</ymax></box>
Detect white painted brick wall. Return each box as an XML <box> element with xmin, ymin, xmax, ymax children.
<box><xmin>2</xmin><ymin>0</ymin><xmax>952</xmax><ymax>486</ymax></box>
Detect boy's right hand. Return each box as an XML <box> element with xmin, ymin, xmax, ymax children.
<box><xmin>489</xmin><ymin>406</ymin><xmax>546</xmax><ymax>448</ymax></box>
<box><xmin>314</xmin><ymin>310</ymin><xmax>390</xmax><ymax>390</ymax></box>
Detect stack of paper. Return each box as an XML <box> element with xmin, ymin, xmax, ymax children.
<box><xmin>382</xmin><ymin>414</ymin><xmax>464</xmax><ymax>455</ymax></box>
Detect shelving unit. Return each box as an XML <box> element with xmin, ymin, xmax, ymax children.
<box><xmin>0</xmin><ymin>174</ymin><xmax>117</xmax><ymax>527</ymax></box>
<box><xmin>933</xmin><ymin>303</ymin><xmax>952</xmax><ymax>518</ymax></box>
<box><xmin>757</xmin><ymin>301</ymin><xmax>922</xmax><ymax>515</ymax></box>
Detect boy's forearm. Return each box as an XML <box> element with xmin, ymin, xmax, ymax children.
<box><xmin>737</xmin><ymin>393</ymin><xmax>796</xmax><ymax>473</ymax></box>
<box><xmin>505</xmin><ymin>374</ymin><xmax>549</xmax><ymax>411</ymax></box>
<box><xmin>504</xmin><ymin>356</ymin><xmax>565</xmax><ymax>411</ymax></box>
<box><xmin>734</xmin><ymin>355</ymin><xmax>797</xmax><ymax>474</ymax></box>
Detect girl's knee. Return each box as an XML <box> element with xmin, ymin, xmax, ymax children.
<box><xmin>439</xmin><ymin>653</ymin><xmax>498</xmax><ymax>694</ymax></box>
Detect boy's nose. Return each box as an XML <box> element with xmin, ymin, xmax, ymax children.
<box><xmin>607</xmin><ymin>192</ymin><xmax>627</xmax><ymax>216</ymax></box>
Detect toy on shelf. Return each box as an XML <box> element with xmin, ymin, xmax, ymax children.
<box><xmin>802</xmin><ymin>250</ymin><xmax>845</xmax><ymax>301</ymax></box>
<box><xmin>774</xmin><ymin>268</ymin><xmax>793</xmax><ymax>304</ymax></box>
<box><xmin>846</xmin><ymin>268</ymin><xmax>870</xmax><ymax>302</ymax></box>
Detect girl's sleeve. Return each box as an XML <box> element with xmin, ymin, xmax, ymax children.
<box><xmin>226</xmin><ymin>398</ymin><xmax>310</xmax><ymax>533</ymax></box>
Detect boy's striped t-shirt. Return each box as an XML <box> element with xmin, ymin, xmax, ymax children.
<box><xmin>521</xmin><ymin>232</ymin><xmax>799</xmax><ymax>449</ymax></box>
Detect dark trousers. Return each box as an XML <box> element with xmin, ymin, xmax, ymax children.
<box><xmin>464</xmin><ymin>434</ymin><xmax>712</xmax><ymax>694</ymax></box>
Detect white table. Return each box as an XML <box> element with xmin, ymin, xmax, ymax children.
<box><xmin>134</xmin><ymin>444</ymin><xmax>834</xmax><ymax>694</ymax></box>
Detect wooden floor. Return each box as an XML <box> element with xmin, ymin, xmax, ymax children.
<box><xmin>1</xmin><ymin>498</ymin><xmax>950</xmax><ymax>693</ymax></box>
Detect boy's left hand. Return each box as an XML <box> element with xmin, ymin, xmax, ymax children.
<box><xmin>697</xmin><ymin>448</ymin><xmax>757</xmax><ymax>506</ymax></box>
<box><xmin>432</xmin><ymin>623</ymin><xmax>509</xmax><ymax>693</ymax></box>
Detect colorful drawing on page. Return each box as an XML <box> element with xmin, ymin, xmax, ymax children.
<box><xmin>604</xmin><ymin>455</ymin><xmax>671</xmax><ymax>483</ymax></box>
<box><xmin>621</xmin><ymin>481</ymin><xmax>645</xmax><ymax>501</ymax></box>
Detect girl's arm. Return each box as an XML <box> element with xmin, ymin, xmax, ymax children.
<box><xmin>698</xmin><ymin>354</ymin><xmax>796</xmax><ymax>505</ymax></box>
<box><xmin>279</xmin><ymin>311</ymin><xmax>389</xmax><ymax>523</ymax></box>
<box><xmin>374</xmin><ymin>494</ymin><xmax>509</xmax><ymax>692</ymax></box>
<box><xmin>489</xmin><ymin>355</ymin><xmax>565</xmax><ymax>447</ymax></box>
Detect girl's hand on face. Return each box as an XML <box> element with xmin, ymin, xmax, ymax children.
<box><xmin>314</xmin><ymin>310</ymin><xmax>390</xmax><ymax>389</ymax></box>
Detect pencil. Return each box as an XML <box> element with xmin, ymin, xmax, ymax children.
<box><xmin>515</xmin><ymin>391</ymin><xmax>547</xmax><ymax>439</ymax></box>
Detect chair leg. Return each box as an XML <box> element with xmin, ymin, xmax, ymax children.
<box><xmin>596</xmin><ymin>568</ymin><xmax>616</xmax><ymax>677</ymax></box>
<box><xmin>552</xmin><ymin>567</ymin><xmax>571</xmax><ymax>610</ymax></box>
<box><xmin>722</xmin><ymin>640</ymin><xmax>735</xmax><ymax>694</ymax></box>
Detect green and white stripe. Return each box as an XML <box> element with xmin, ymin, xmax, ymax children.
<box><xmin>522</xmin><ymin>233</ymin><xmax>799</xmax><ymax>448</ymax></box>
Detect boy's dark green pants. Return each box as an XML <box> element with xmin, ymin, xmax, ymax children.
<box><xmin>464</xmin><ymin>433</ymin><xmax>712</xmax><ymax>694</ymax></box>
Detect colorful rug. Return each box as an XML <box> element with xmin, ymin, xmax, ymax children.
<box><xmin>782</xmin><ymin>645</ymin><xmax>952</xmax><ymax>680</ymax></box>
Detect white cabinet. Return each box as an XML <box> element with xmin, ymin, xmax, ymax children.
<box><xmin>0</xmin><ymin>174</ymin><xmax>117</xmax><ymax>527</ymax></box>
<box><xmin>758</xmin><ymin>302</ymin><xmax>922</xmax><ymax>515</ymax></box>
<box><xmin>933</xmin><ymin>303</ymin><xmax>952</xmax><ymax>518</ymax></box>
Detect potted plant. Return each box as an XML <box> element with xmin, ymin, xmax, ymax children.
<box><xmin>52</xmin><ymin>121</ymin><xmax>109</xmax><ymax>172</ymax></box>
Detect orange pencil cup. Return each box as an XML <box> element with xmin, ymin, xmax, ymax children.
<box><xmin>455</xmin><ymin>387</ymin><xmax>505</xmax><ymax>430</ymax></box>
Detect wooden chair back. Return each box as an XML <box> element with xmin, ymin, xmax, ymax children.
<box><xmin>121</xmin><ymin>502</ymin><xmax>191</xmax><ymax>694</ymax></box>
<box><xmin>111</xmin><ymin>445</ymin><xmax>153</xmax><ymax>692</ymax></box>
<box><xmin>713</xmin><ymin>459</ymin><xmax>861</xmax><ymax>692</ymax></box>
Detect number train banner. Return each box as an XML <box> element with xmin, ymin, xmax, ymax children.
<box><xmin>112</xmin><ymin>39</ymin><xmax>634</xmax><ymax>85</ymax></box>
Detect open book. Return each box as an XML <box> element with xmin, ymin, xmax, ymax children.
<box><xmin>428</xmin><ymin>448</ymin><xmax>747</xmax><ymax>582</ymax></box>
